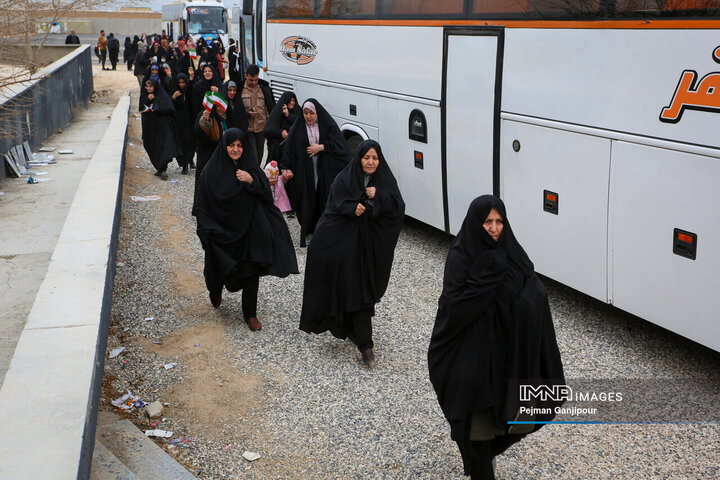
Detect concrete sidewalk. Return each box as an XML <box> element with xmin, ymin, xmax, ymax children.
<box><xmin>0</xmin><ymin>83</ymin><xmax>130</xmax><ymax>479</ymax></box>
<box><xmin>0</xmin><ymin>92</ymin><xmax>118</xmax><ymax>386</ymax></box>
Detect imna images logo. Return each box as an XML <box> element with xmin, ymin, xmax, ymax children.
<box><xmin>660</xmin><ymin>46</ymin><xmax>720</xmax><ymax>123</ymax></box>
<box><xmin>280</xmin><ymin>36</ymin><xmax>318</xmax><ymax>65</ymax></box>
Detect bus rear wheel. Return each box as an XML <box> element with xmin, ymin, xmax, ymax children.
<box><xmin>346</xmin><ymin>134</ymin><xmax>363</xmax><ymax>154</ymax></box>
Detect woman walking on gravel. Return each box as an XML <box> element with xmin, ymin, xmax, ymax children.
<box><xmin>194</xmin><ymin>129</ymin><xmax>298</xmax><ymax>332</ymax></box>
<box><xmin>280</xmin><ymin>98</ymin><xmax>351</xmax><ymax>247</ymax></box>
<box><xmin>139</xmin><ymin>77</ymin><xmax>181</xmax><ymax>180</ymax></box>
<box><xmin>299</xmin><ymin>140</ymin><xmax>404</xmax><ymax>364</ymax></box>
<box><xmin>428</xmin><ymin>195</ymin><xmax>565</xmax><ymax>480</ymax></box>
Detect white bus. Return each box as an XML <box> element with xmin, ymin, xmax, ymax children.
<box><xmin>240</xmin><ymin>0</ymin><xmax>720</xmax><ymax>352</ymax></box>
<box><xmin>162</xmin><ymin>0</ymin><xmax>229</xmax><ymax>46</ymax></box>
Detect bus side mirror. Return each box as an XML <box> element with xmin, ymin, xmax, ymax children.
<box><xmin>242</xmin><ymin>0</ymin><xmax>252</xmax><ymax>15</ymax></box>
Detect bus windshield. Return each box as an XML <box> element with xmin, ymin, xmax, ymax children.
<box><xmin>187</xmin><ymin>6</ymin><xmax>227</xmax><ymax>35</ymax></box>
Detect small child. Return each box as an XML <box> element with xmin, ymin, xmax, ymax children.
<box><xmin>263</xmin><ymin>160</ymin><xmax>292</xmax><ymax>213</ymax></box>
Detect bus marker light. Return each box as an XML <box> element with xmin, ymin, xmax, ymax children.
<box><xmin>673</xmin><ymin>228</ymin><xmax>697</xmax><ymax>260</ymax></box>
<box><xmin>414</xmin><ymin>151</ymin><xmax>424</xmax><ymax>169</ymax></box>
<box><xmin>543</xmin><ymin>190</ymin><xmax>558</xmax><ymax>215</ymax></box>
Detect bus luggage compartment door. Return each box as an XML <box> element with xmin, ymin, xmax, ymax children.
<box><xmin>443</xmin><ymin>29</ymin><xmax>502</xmax><ymax>234</ymax></box>
<box><xmin>611</xmin><ymin>142</ymin><xmax>720</xmax><ymax>352</ymax></box>
<box><xmin>500</xmin><ymin>120</ymin><xmax>611</xmax><ymax>303</ymax></box>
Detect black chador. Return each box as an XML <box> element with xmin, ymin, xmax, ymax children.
<box><xmin>299</xmin><ymin>140</ymin><xmax>404</xmax><ymax>361</ymax></box>
<box><xmin>191</xmin><ymin>64</ymin><xmax>223</xmax><ymax>119</ymax></box>
<box><xmin>222</xmin><ymin>80</ymin><xmax>249</xmax><ymax>133</ymax></box>
<box><xmin>279</xmin><ymin>98</ymin><xmax>351</xmax><ymax>246</ymax></box>
<box><xmin>428</xmin><ymin>195</ymin><xmax>565</xmax><ymax>480</ymax></box>
<box><xmin>193</xmin><ymin>129</ymin><xmax>298</xmax><ymax>324</ymax></box>
<box><xmin>172</xmin><ymin>73</ymin><xmax>195</xmax><ymax>174</ymax></box>
<box><xmin>192</xmin><ymin>104</ymin><xmax>230</xmax><ymax>214</ymax></box>
<box><xmin>263</xmin><ymin>91</ymin><xmax>300</xmax><ymax>165</ymax></box>
<box><xmin>139</xmin><ymin>77</ymin><xmax>181</xmax><ymax>177</ymax></box>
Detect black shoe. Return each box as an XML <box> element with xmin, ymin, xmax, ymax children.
<box><xmin>160</xmin><ymin>171</ymin><xmax>168</xmax><ymax>180</ymax></box>
<box><xmin>189</xmin><ymin>161</ymin><xmax>196</xmax><ymax>169</ymax></box>
<box><xmin>209</xmin><ymin>290</ymin><xmax>222</xmax><ymax>308</ymax></box>
<box><xmin>154</xmin><ymin>170</ymin><xmax>162</xmax><ymax>177</ymax></box>
<box><xmin>361</xmin><ymin>348</ymin><xmax>375</xmax><ymax>364</ymax></box>
<box><xmin>181</xmin><ymin>166</ymin><xmax>188</xmax><ymax>175</ymax></box>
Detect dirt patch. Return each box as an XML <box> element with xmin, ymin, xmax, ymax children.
<box><xmin>137</xmin><ymin>323</ymin><xmax>265</xmax><ymax>441</ymax></box>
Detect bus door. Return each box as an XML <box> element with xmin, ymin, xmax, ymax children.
<box><xmin>238</xmin><ymin>0</ymin><xmax>264</xmax><ymax>72</ymax></box>
<box><xmin>442</xmin><ymin>27</ymin><xmax>504</xmax><ymax>234</ymax></box>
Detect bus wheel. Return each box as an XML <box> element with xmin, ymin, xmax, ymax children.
<box><xmin>346</xmin><ymin>134</ymin><xmax>363</xmax><ymax>154</ymax></box>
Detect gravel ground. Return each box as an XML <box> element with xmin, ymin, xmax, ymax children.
<box><xmin>103</xmin><ymin>91</ymin><xmax>720</xmax><ymax>479</ymax></box>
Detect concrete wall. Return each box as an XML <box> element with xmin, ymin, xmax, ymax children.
<box><xmin>0</xmin><ymin>45</ymin><xmax>93</xmax><ymax>181</ymax></box>
<box><xmin>59</xmin><ymin>11</ymin><xmax>162</xmax><ymax>38</ymax></box>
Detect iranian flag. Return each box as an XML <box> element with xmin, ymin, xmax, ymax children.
<box><xmin>189</xmin><ymin>48</ymin><xmax>197</xmax><ymax>59</ymax></box>
<box><xmin>140</xmin><ymin>104</ymin><xmax>152</xmax><ymax>113</ymax></box>
<box><xmin>202</xmin><ymin>91</ymin><xmax>228</xmax><ymax>112</ymax></box>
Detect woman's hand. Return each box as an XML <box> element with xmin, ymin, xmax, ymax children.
<box><xmin>171</xmin><ymin>90</ymin><xmax>181</xmax><ymax>99</ymax></box>
<box><xmin>202</xmin><ymin>110</ymin><xmax>211</xmax><ymax>122</ymax></box>
<box><xmin>365</xmin><ymin>187</ymin><xmax>376</xmax><ymax>199</ymax></box>
<box><xmin>307</xmin><ymin>143</ymin><xmax>324</xmax><ymax>156</ymax></box>
<box><xmin>281</xmin><ymin>130</ymin><xmax>288</xmax><ymax>139</ymax></box>
<box><xmin>148</xmin><ymin>93</ymin><xmax>155</xmax><ymax>100</ymax></box>
<box><xmin>282</xmin><ymin>169</ymin><xmax>293</xmax><ymax>180</ymax></box>
<box><xmin>282</xmin><ymin>104</ymin><xmax>289</xmax><ymax>117</ymax></box>
<box><xmin>355</xmin><ymin>203</ymin><xmax>366</xmax><ymax>216</ymax></box>
<box><xmin>210</xmin><ymin>86</ymin><xmax>219</xmax><ymax>93</ymax></box>
<box><xmin>236</xmin><ymin>169</ymin><xmax>253</xmax><ymax>183</ymax></box>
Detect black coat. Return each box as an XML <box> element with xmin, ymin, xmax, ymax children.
<box><xmin>194</xmin><ymin>128</ymin><xmax>298</xmax><ymax>293</ymax></box>
<box><xmin>279</xmin><ymin>98</ymin><xmax>351</xmax><ymax>239</ymax></box>
<box><xmin>134</xmin><ymin>50</ymin><xmax>150</xmax><ymax>76</ymax></box>
<box><xmin>428</xmin><ymin>195</ymin><xmax>565</xmax><ymax>473</ymax></box>
<box><xmin>300</xmin><ymin>140</ymin><xmax>404</xmax><ymax>335</ymax></box>
<box><xmin>263</xmin><ymin>91</ymin><xmax>300</xmax><ymax>164</ymax></box>
<box><xmin>139</xmin><ymin>78</ymin><xmax>181</xmax><ymax>171</ymax></box>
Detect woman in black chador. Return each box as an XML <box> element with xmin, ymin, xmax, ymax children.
<box><xmin>263</xmin><ymin>91</ymin><xmax>299</xmax><ymax>166</ymax></box>
<box><xmin>139</xmin><ymin>77</ymin><xmax>181</xmax><ymax>180</ymax></box>
<box><xmin>300</xmin><ymin>140</ymin><xmax>405</xmax><ymax>364</ymax></box>
<box><xmin>428</xmin><ymin>195</ymin><xmax>565</xmax><ymax>480</ymax></box>
<box><xmin>222</xmin><ymin>80</ymin><xmax>249</xmax><ymax>133</ymax></box>
<box><xmin>194</xmin><ymin>129</ymin><xmax>298</xmax><ymax>332</ymax></box>
<box><xmin>171</xmin><ymin>73</ymin><xmax>195</xmax><ymax>175</ymax></box>
<box><xmin>279</xmin><ymin>98</ymin><xmax>351</xmax><ymax>247</ymax></box>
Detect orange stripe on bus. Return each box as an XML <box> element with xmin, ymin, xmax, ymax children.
<box><xmin>269</xmin><ymin>18</ymin><xmax>720</xmax><ymax>29</ymax></box>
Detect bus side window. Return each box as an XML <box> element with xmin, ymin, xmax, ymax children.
<box><xmin>409</xmin><ymin>109</ymin><xmax>427</xmax><ymax>143</ymax></box>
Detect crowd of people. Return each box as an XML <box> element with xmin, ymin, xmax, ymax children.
<box><xmin>103</xmin><ymin>30</ymin><xmax>567</xmax><ymax>480</ymax></box>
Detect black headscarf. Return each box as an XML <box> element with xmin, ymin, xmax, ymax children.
<box><xmin>263</xmin><ymin>91</ymin><xmax>299</xmax><ymax>141</ymax></box>
<box><xmin>299</xmin><ymin>140</ymin><xmax>405</xmax><ymax>335</ymax></box>
<box><xmin>279</xmin><ymin>98</ymin><xmax>351</xmax><ymax>240</ymax></box>
<box><xmin>194</xmin><ymin>129</ymin><xmax>298</xmax><ymax>292</ymax></box>
<box><xmin>428</xmin><ymin>195</ymin><xmax>565</xmax><ymax>471</ymax></box>
<box><xmin>222</xmin><ymin>80</ymin><xmax>248</xmax><ymax>132</ymax></box>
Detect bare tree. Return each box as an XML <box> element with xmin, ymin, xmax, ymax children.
<box><xmin>0</xmin><ymin>0</ymin><xmax>130</xmax><ymax>145</ymax></box>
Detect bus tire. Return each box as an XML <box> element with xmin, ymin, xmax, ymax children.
<box><xmin>346</xmin><ymin>134</ymin><xmax>363</xmax><ymax>154</ymax></box>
